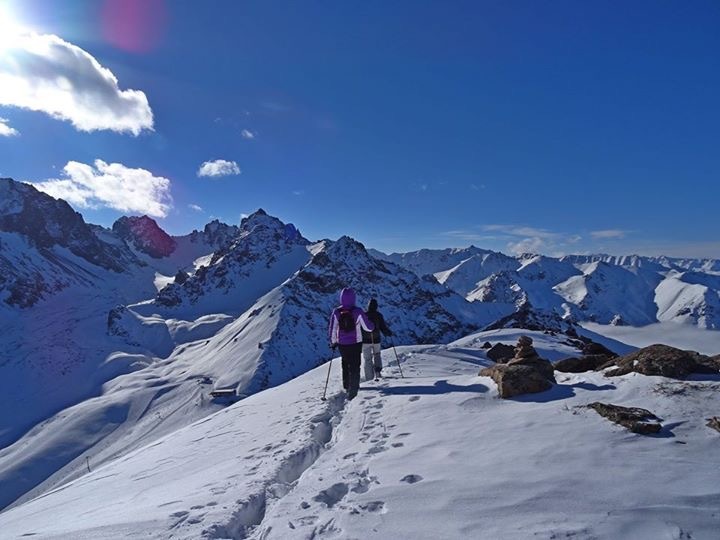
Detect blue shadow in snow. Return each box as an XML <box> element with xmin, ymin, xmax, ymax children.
<box><xmin>511</xmin><ymin>380</ymin><xmax>617</xmax><ymax>403</ymax></box>
<box><xmin>571</xmin><ymin>382</ymin><xmax>616</xmax><ymax>391</ymax></box>
<box><xmin>686</xmin><ymin>373</ymin><xmax>720</xmax><ymax>382</ymax></box>
<box><xmin>510</xmin><ymin>384</ymin><xmax>576</xmax><ymax>403</ymax></box>
<box><xmin>647</xmin><ymin>420</ymin><xmax>685</xmax><ymax>439</ymax></box>
<box><xmin>365</xmin><ymin>379</ymin><xmax>489</xmax><ymax>396</ymax></box>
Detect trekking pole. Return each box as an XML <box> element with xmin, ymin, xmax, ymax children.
<box><xmin>321</xmin><ymin>356</ymin><xmax>333</xmax><ymax>401</ymax></box>
<box><xmin>390</xmin><ymin>341</ymin><xmax>405</xmax><ymax>378</ymax></box>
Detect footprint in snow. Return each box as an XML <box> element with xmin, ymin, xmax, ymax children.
<box><xmin>400</xmin><ymin>474</ymin><xmax>423</xmax><ymax>484</ymax></box>
<box><xmin>360</xmin><ymin>501</ymin><xmax>386</xmax><ymax>513</ymax></box>
<box><xmin>409</xmin><ymin>396</ymin><xmax>421</xmax><ymax>402</ymax></box>
<box><xmin>313</xmin><ymin>483</ymin><xmax>349</xmax><ymax>508</ymax></box>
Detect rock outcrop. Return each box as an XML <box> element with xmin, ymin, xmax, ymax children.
<box><xmin>554</xmin><ymin>355</ymin><xmax>609</xmax><ymax>373</ymax></box>
<box><xmin>601</xmin><ymin>344</ymin><xmax>720</xmax><ymax>378</ymax></box>
<box><xmin>587</xmin><ymin>402</ymin><xmax>662</xmax><ymax>434</ymax></box>
<box><xmin>554</xmin><ymin>340</ymin><xmax>618</xmax><ymax>373</ymax></box>
<box><xmin>479</xmin><ymin>335</ymin><xmax>556</xmax><ymax>398</ymax></box>
<box><xmin>485</xmin><ymin>343</ymin><xmax>515</xmax><ymax>363</ymax></box>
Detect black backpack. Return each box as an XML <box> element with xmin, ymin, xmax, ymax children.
<box><xmin>338</xmin><ymin>307</ymin><xmax>355</xmax><ymax>332</ymax></box>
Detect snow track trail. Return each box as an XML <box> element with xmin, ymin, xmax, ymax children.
<box><xmin>203</xmin><ymin>392</ymin><xmax>348</xmax><ymax>539</ymax></box>
<box><xmin>1</xmin><ymin>332</ymin><xmax>719</xmax><ymax>539</ymax></box>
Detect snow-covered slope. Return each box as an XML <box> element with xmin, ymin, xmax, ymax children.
<box><xmin>1</xmin><ymin>330</ymin><xmax>718</xmax><ymax>539</ymax></box>
<box><xmin>1</xmin><ymin>207</ymin><xmax>504</xmax><ymax>513</ymax></box>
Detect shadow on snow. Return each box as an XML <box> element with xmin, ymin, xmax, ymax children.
<box><xmin>365</xmin><ymin>379</ymin><xmax>489</xmax><ymax>396</ymax></box>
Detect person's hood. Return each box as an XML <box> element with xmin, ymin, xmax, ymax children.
<box><xmin>340</xmin><ymin>287</ymin><xmax>356</xmax><ymax>307</ymax></box>
<box><xmin>367</xmin><ymin>298</ymin><xmax>378</xmax><ymax>312</ymax></box>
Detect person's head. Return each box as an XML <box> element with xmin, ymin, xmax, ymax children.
<box><xmin>367</xmin><ymin>298</ymin><xmax>378</xmax><ymax>312</ymax></box>
<box><xmin>340</xmin><ymin>287</ymin><xmax>356</xmax><ymax>307</ymax></box>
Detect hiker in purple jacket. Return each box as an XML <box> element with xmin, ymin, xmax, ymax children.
<box><xmin>328</xmin><ymin>287</ymin><xmax>374</xmax><ymax>400</ymax></box>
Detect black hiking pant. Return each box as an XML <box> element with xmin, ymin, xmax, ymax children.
<box><xmin>339</xmin><ymin>342</ymin><xmax>362</xmax><ymax>400</ymax></box>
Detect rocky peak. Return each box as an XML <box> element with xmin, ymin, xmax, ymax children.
<box><xmin>155</xmin><ymin>210</ymin><xmax>311</xmax><ymax>310</ymax></box>
<box><xmin>112</xmin><ymin>216</ymin><xmax>176</xmax><ymax>259</ymax></box>
<box><xmin>235</xmin><ymin>209</ymin><xmax>307</xmax><ymax>246</ymax></box>
<box><xmin>0</xmin><ymin>178</ymin><xmax>127</xmax><ymax>272</ymax></box>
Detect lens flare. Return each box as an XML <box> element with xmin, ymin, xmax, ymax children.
<box><xmin>102</xmin><ymin>0</ymin><xmax>167</xmax><ymax>53</ymax></box>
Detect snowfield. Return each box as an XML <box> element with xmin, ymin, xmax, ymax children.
<box><xmin>1</xmin><ymin>330</ymin><xmax>718</xmax><ymax>539</ymax></box>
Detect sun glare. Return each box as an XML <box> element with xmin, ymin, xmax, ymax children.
<box><xmin>0</xmin><ymin>4</ymin><xmax>31</xmax><ymax>49</ymax></box>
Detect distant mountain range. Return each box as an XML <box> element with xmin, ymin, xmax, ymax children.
<box><xmin>1</xmin><ymin>175</ymin><xmax>719</xmax><ymax>512</ymax></box>
<box><xmin>373</xmin><ymin>245</ymin><xmax>720</xmax><ymax>329</ymax></box>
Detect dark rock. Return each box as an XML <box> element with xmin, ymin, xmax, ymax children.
<box><xmin>107</xmin><ymin>305</ymin><xmax>129</xmax><ymax>337</ymax></box>
<box><xmin>479</xmin><ymin>363</ymin><xmax>553</xmax><ymax>398</ymax></box>
<box><xmin>481</xmin><ymin>341</ymin><xmax>492</xmax><ymax>349</ymax></box>
<box><xmin>112</xmin><ymin>215</ymin><xmax>176</xmax><ymax>258</ymax></box>
<box><xmin>697</xmin><ymin>355</ymin><xmax>720</xmax><ymax>373</ymax></box>
<box><xmin>486</xmin><ymin>343</ymin><xmax>515</xmax><ymax>363</ymax></box>
<box><xmin>174</xmin><ymin>270</ymin><xmax>189</xmax><ymax>284</ymax></box>
<box><xmin>707</xmin><ymin>417</ymin><xmax>720</xmax><ymax>433</ymax></box>
<box><xmin>554</xmin><ymin>354</ymin><xmax>611</xmax><ymax>373</ymax></box>
<box><xmin>587</xmin><ymin>402</ymin><xmax>662</xmax><ymax>434</ymax></box>
<box><xmin>582</xmin><ymin>341</ymin><xmax>617</xmax><ymax>358</ymax></box>
<box><xmin>603</xmin><ymin>344</ymin><xmax>717</xmax><ymax>379</ymax></box>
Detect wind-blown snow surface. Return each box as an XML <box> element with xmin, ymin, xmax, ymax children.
<box><xmin>1</xmin><ymin>330</ymin><xmax>718</xmax><ymax>539</ymax></box>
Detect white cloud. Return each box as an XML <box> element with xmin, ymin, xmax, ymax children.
<box><xmin>440</xmin><ymin>230</ymin><xmax>499</xmax><ymax>243</ymax></box>
<box><xmin>188</xmin><ymin>203</ymin><xmax>203</xmax><ymax>212</ymax></box>
<box><xmin>591</xmin><ymin>229</ymin><xmax>626</xmax><ymax>239</ymax></box>
<box><xmin>0</xmin><ymin>117</ymin><xmax>18</xmax><ymax>136</ymax></box>
<box><xmin>31</xmin><ymin>159</ymin><xmax>172</xmax><ymax>217</ymax></box>
<box><xmin>197</xmin><ymin>159</ymin><xmax>241</xmax><ymax>178</ymax></box>
<box><xmin>482</xmin><ymin>224</ymin><xmax>559</xmax><ymax>239</ymax></box>
<box><xmin>241</xmin><ymin>129</ymin><xmax>255</xmax><ymax>139</ymax></box>
<box><xmin>507</xmin><ymin>237</ymin><xmax>546</xmax><ymax>255</ymax></box>
<box><xmin>0</xmin><ymin>32</ymin><xmax>153</xmax><ymax>134</ymax></box>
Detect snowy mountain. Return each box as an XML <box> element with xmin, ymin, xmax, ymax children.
<box><xmin>0</xmin><ymin>178</ymin><xmax>142</xmax><ymax>307</ymax></box>
<box><xmin>380</xmin><ymin>246</ymin><xmax>720</xmax><ymax>329</ymax></box>
<box><xmin>0</xmin><ymin>198</ymin><xmax>503</xmax><ymax>513</ymax></box>
<box><xmin>0</xmin><ymin>179</ymin><xmax>237</xmax><ymax>510</ymax></box>
<box><xmin>0</xmin><ymin>330</ymin><xmax>718</xmax><ymax>539</ymax></box>
<box><xmin>372</xmin><ymin>245</ymin><xmax>493</xmax><ymax>278</ymax></box>
<box><xmin>2</xmin><ymin>178</ymin><xmax>719</xmax><ymax>535</ymax></box>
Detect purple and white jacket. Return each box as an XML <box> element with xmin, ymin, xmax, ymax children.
<box><xmin>328</xmin><ymin>288</ymin><xmax>374</xmax><ymax>346</ymax></box>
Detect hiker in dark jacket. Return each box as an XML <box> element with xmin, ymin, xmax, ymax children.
<box><xmin>361</xmin><ymin>298</ymin><xmax>393</xmax><ymax>381</ymax></box>
<box><xmin>328</xmin><ymin>287</ymin><xmax>374</xmax><ymax>400</ymax></box>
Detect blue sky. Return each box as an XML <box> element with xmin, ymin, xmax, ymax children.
<box><xmin>0</xmin><ymin>0</ymin><xmax>719</xmax><ymax>258</ymax></box>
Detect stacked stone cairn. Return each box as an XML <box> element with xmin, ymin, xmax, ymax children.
<box><xmin>480</xmin><ymin>335</ymin><xmax>556</xmax><ymax>398</ymax></box>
